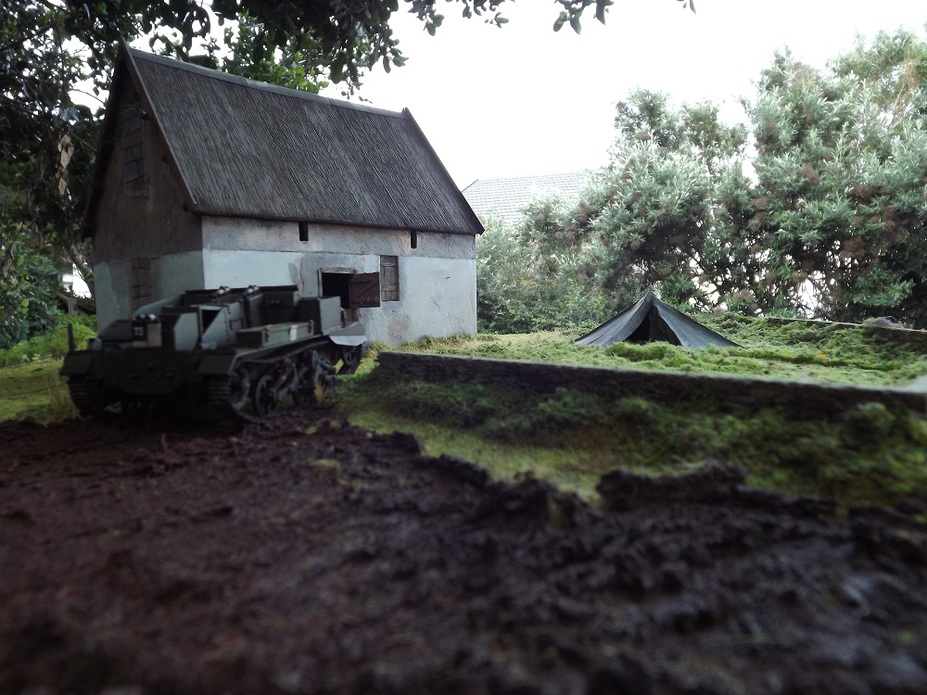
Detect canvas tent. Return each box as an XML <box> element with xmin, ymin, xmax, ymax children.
<box><xmin>576</xmin><ymin>291</ymin><xmax>739</xmax><ymax>349</ymax></box>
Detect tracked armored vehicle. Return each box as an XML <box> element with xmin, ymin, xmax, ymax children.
<box><xmin>61</xmin><ymin>285</ymin><xmax>367</xmax><ymax>419</ymax></box>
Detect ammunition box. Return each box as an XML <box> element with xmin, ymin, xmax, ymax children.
<box><xmin>236</xmin><ymin>322</ymin><xmax>311</xmax><ymax>348</ymax></box>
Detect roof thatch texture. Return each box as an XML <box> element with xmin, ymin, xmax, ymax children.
<box><xmin>87</xmin><ymin>47</ymin><xmax>482</xmax><ymax>236</ymax></box>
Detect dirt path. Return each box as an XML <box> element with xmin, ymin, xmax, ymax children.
<box><xmin>1</xmin><ymin>411</ymin><xmax>926</xmax><ymax>694</ymax></box>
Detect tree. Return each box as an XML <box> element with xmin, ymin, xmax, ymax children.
<box><xmin>475</xmin><ymin>89</ymin><xmax>751</xmax><ymax>330</ymax></box>
<box><xmin>476</xmin><ymin>207</ymin><xmax>608</xmax><ymax>334</ymax></box>
<box><xmin>482</xmin><ymin>30</ymin><xmax>927</xmax><ymax>329</ymax></box>
<box><xmin>2</xmin><ymin>0</ymin><xmax>687</xmax><ymax>341</ymax></box>
<box><xmin>474</xmin><ymin>90</ymin><xmax>747</xmax><ymax>331</ymax></box>
<box><xmin>544</xmin><ymin>89</ymin><xmax>749</xmax><ymax>313</ymax></box>
<box><xmin>747</xmin><ymin>32</ymin><xmax>927</xmax><ymax>323</ymax></box>
<box><xmin>599</xmin><ymin>92</ymin><xmax>750</xmax><ymax>309</ymax></box>
<box><xmin>0</xmin><ymin>211</ymin><xmax>61</xmax><ymax>349</ymax></box>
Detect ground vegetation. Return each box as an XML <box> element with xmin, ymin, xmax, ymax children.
<box><xmin>478</xmin><ymin>29</ymin><xmax>927</xmax><ymax>331</ymax></box>
<box><xmin>333</xmin><ymin>324</ymin><xmax>927</xmax><ymax>509</ymax></box>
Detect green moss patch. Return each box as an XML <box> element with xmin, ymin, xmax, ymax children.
<box><xmin>400</xmin><ymin>317</ymin><xmax>927</xmax><ymax>387</ymax></box>
<box><xmin>338</xmin><ymin>318</ymin><xmax>927</xmax><ymax>508</ymax></box>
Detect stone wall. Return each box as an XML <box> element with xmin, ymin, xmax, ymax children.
<box><xmin>376</xmin><ymin>352</ymin><xmax>927</xmax><ymax>418</ymax></box>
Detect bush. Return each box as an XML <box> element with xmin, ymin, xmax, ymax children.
<box><xmin>0</xmin><ymin>314</ymin><xmax>96</xmax><ymax>367</ymax></box>
<box><xmin>0</xmin><ymin>234</ymin><xmax>62</xmax><ymax>349</ymax></box>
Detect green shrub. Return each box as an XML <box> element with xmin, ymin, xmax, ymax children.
<box><xmin>0</xmin><ymin>233</ymin><xmax>63</xmax><ymax>349</ymax></box>
<box><xmin>0</xmin><ymin>314</ymin><xmax>96</xmax><ymax>367</ymax></box>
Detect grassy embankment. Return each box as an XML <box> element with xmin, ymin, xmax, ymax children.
<box><xmin>4</xmin><ymin>313</ymin><xmax>927</xmax><ymax>511</ymax></box>
<box><xmin>332</xmin><ymin>317</ymin><xmax>927</xmax><ymax>511</ymax></box>
<box><xmin>0</xmin><ymin>316</ymin><xmax>96</xmax><ymax>422</ymax></box>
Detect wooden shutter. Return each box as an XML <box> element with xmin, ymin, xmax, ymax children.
<box><xmin>380</xmin><ymin>256</ymin><xmax>399</xmax><ymax>301</ymax></box>
<box><xmin>348</xmin><ymin>272</ymin><xmax>381</xmax><ymax>308</ymax></box>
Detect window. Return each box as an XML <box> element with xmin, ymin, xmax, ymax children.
<box><xmin>121</xmin><ymin>102</ymin><xmax>147</xmax><ymax>197</ymax></box>
<box><xmin>380</xmin><ymin>256</ymin><xmax>399</xmax><ymax>302</ymax></box>
<box><xmin>410</xmin><ymin>230</ymin><xmax>418</xmax><ymax>249</ymax></box>
<box><xmin>298</xmin><ymin>221</ymin><xmax>309</xmax><ymax>243</ymax></box>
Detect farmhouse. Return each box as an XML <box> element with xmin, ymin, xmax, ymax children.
<box><xmin>84</xmin><ymin>44</ymin><xmax>484</xmax><ymax>346</ymax></box>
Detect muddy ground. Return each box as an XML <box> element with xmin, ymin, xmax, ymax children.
<box><xmin>1</xmin><ymin>409</ymin><xmax>927</xmax><ymax>694</ymax></box>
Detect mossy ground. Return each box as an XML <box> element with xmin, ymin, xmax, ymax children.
<box><xmin>333</xmin><ymin>319</ymin><xmax>927</xmax><ymax>510</ymax></box>
<box><xmin>396</xmin><ymin>318</ymin><xmax>927</xmax><ymax>386</ymax></box>
<box><xmin>5</xmin><ymin>314</ymin><xmax>927</xmax><ymax>510</ymax></box>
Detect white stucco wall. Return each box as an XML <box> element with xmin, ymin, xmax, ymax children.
<box><xmin>94</xmin><ymin>252</ymin><xmax>205</xmax><ymax>329</ymax></box>
<box><xmin>93</xmin><ymin>262</ymin><xmax>128</xmax><ymax>329</ymax></box>
<box><xmin>363</xmin><ymin>255</ymin><xmax>477</xmax><ymax>346</ymax></box>
<box><xmin>95</xmin><ymin>217</ymin><xmax>478</xmax><ymax>345</ymax></box>
<box><xmin>201</xmin><ymin>217</ymin><xmax>477</xmax><ymax>346</ymax></box>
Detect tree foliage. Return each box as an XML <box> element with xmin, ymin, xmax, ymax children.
<box><xmin>479</xmin><ymin>30</ymin><xmax>927</xmax><ymax>332</ymax></box>
<box><xmin>748</xmin><ymin>34</ymin><xmax>927</xmax><ymax>324</ymax></box>
<box><xmin>477</xmin><ymin>88</ymin><xmax>749</xmax><ymax>332</ymax></box>
<box><xmin>476</xmin><ymin>212</ymin><xmax>607</xmax><ymax>334</ymax></box>
<box><xmin>2</xmin><ymin>0</ymin><xmax>688</xmax><ymax>340</ymax></box>
<box><xmin>0</xmin><ymin>212</ymin><xmax>60</xmax><ymax>349</ymax></box>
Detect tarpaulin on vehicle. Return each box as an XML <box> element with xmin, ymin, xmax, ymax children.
<box><xmin>576</xmin><ymin>291</ymin><xmax>739</xmax><ymax>349</ymax></box>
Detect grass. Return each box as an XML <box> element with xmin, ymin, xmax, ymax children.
<box><xmin>5</xmin><ymin>312</ymin><xmax>927</xmax><ymax>511</ymax></box>
<box><xmin>0</xmin><ymin>316</ymin><xmax>94</xmax><ymax>422</ymax></box>
<box><xmin>330</xmin><ymin>319</ymin><xmax>927</xmax><ymax>510</ymax></box>
<box><xmin>0</xmin><ymin>360</ymin><xmax>78</xmax><ymax>423</ymax></box>
<box><xmin>0</xmin><ymin>315</ymin><xmax>97</xmax><ymax>367</ymax></box>
<box><xmin>394</xmin><ymin>318</ymin><xmax>927</xmax><ymax>387</ymax></box>
<box><xmin>333</xmin><ymin>367</ymin><xmax>927</xmax><ymax>509</ymax></box>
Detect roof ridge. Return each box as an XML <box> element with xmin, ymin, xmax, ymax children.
<box><xmin>126</xmin><ymin>47</ymin><xmax>407</xmax><ymax>120</ymax></box>
<box><xmin>474</xmin><ymin>170</ymin><xmax>588</xmax><ymax>182</ymax></box>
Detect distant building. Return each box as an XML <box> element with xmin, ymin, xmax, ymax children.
<box><xmin>83</xmin><ymin>44</ymin><xmax>483</xmax><ymax>346</ymax></box>
<box><xmin>62</xmin><ymin>265</ymin><xmax>91</xmax><ymax>298</ymax></box>
<box><xmin>462</xmin><ymin>171</ymin><xmax>589</xmax><ymax>227</ymax></box>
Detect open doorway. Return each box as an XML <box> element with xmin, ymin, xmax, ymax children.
<box><xmin>321</xmin><ymin>271</ymin><xmax>352</xmax><ymax>308</ymax></box>
<box><xmin>320</xmin><ymin>269</ymin><xmax>381</xmax><ymax>321</ymax></box>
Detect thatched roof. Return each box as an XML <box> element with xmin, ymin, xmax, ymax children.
<box><xmin>85</xmin><ymin>44</ymin><xmax>482</xmax><ymax>237</ymax></box>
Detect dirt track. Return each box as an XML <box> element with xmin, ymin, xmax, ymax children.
<box><xmin>2</xmin><ymin>410</ymin><xmax>927</xmax><ymax>694</ymax></box>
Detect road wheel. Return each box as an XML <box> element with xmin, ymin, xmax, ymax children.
<box><xmin>338</xmin><ymin>345</ymin><xmax>363</xmax><ymax>375</ymax></box>
<box><xmin>252</xmin><ymin>371</ymin><xmax>280</xmax><ymax>418</ymax></box>
<box><xmin>294</xmin><ymin>352</ymin><xmax>335</xmax><ymax>407</ymax></box>
<box><xmin>292</xmin><ymin>360</ymin><xmax>314</xmax><ymax>408</ymax></box>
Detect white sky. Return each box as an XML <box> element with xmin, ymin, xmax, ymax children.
<box><xmin>323</xmin><ymin>0</ymin><xmax>927</xmax><ymax>189</ymax></box>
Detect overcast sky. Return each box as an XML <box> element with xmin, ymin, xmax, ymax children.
<box><xmin>324</xmin><ymin>0</ymin><xmax>927</xmax><ymax>189</ymax></box>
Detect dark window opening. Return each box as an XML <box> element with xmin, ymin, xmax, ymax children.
<box><xmin>321</xmin><ymin>271</ymin><xmax>381</xmax><ymax>318</ymax></box>
<box><xmin>298</xmin><ymin>221</ymin><xmax>309</xmax><ymax>243</ymax></box>
<box><xmin>380</xmin><ymin>256</ymin><xmax>399</xmax><ymax>302</ymax></box>
<box><xmin>201</xmin><ymin>308</ymin><xmax>221</xmax><ymax>331</ymax></box>
<box><xmin>410</xmin><ymin>230</ymin><xmax>418</xmax><ymax>249</ymax></box>
<box><xmin>321</xmin><ymin>272</ymin><xmax>352</xmax><ymax>310</ymax></box>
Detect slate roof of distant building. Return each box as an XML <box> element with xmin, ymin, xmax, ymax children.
<box><xmin>461</xmin><ymin>171</ymin><xmax>590</xmax><ymax>226</ymax></box>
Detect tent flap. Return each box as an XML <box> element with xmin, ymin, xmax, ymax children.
<box><xmin>576</xmin><ymin>291</ymin><xmax>739</xmax><ymax>349</ymax></box>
